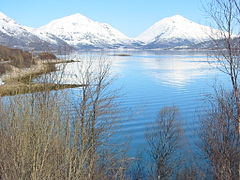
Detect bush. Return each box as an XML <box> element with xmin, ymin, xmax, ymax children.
<box><xmin>38</xmin><ymin>52</ymin><xmax>57</xmax><ymax>60</ymax></box>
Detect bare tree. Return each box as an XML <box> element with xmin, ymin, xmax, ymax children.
<box><xmin>70</xmin><ymin>57</ymin><xmax>129</xmax><ymax>180</ymax></box>
<box><xmin>205</xmin><ymin>0</ymin><xmax>240</xmax><ymax>123</ymax></box>
<box><xmin>202</xmin><ymin>1</ymin><xmax>240</xmax><ymax>178</ymax></box>
<box><xmin>145</xmin><ymin>106</ymin><xmax>183</xmax><ymax>180</ymax></box>
<box><xmin>199</xmin><ymin>88</ymin><xmax>240</xmax><ymax>179</ymax></box>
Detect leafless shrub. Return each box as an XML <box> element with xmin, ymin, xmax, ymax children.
<box><xmin>203</xmin><ymin>1</ymin><xmax>240</xmax><ymax>178</ymax></box>
<box><xmin>199</xmin><ymin>88</ymin><xmax>240</xmax><ymax>179</ymax></box>
<box><xmin>145</xmin><ymin>106</ymin><xmax>183</xmax><ymax>180</ymax></box>
<box><xmin>69</xmin><ymin>57</ymin><xmax>129</xmax><ymax>180</ymax></box>
<box><xmin>176</xmin><ymin>165</ymin><xmax>206</xmax><ymax>180</ymax></box>
<box><xmin>129</xmin><ymin>153</ymin><xmax>146</xmax><ymax>180</ymax></box>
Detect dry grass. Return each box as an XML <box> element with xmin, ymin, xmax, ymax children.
<box><xmin>112</xmin><ymin>54</ymin><xmax>131</xmax><ymax>56</ymax></box>
<box><xmin>1</xmin><ymin>60</ymin><xmax>55</xmax><ymax>83</ymax></box>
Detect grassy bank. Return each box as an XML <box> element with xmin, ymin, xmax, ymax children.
<box><xmin>112</xmin><ymin>53</ymin><xmax>131</xmax><ymax>56</ymax></box>
<box><xmin>0</xmin><ymin>82</ymin><xmax>80</xmax><ymax>96</ymax></box>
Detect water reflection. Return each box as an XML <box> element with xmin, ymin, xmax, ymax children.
<box><xmin>140</xmin><ymin>56</ymin><xmax>216</xmax><ymax>87</ymax></box>
<box><xmin>59</xmin><ymin>52</ymin><xmax>217</xmax><ymax>88</ymax></box>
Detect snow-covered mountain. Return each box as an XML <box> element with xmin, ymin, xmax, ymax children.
<box><xmin>40</xmin><ymin>13</ymin><xmax>136</xmax><ymax>49</ymax></box>
<box><xmin>0</xmin><ymin>12</ymin><xmax>72</xmax><ymax>51</ymax></box>
<box><xmin>0</xmin><ymin>12</ymin><xmax>224</xmax><ymax>50</ymax></box>
<box><xmin>137</xmin><ymin>15</ymin><xmax>221</xmax><ymax>49</ymax></box>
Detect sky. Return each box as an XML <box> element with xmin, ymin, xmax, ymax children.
<box><xmin>1</xmin><ymin>0</ymin><xmax>209</xmax><ymax>37</ymax></box>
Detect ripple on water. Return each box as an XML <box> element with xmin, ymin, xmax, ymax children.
<box><xmin>67</xmin><ymin>51</ymin><xmax>230</xmax><ymax>156</ymax></box>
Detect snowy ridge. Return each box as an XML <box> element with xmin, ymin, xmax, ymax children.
<box><xmin>24</xmin><ymin>26</ymin><xmax>71</xmax><ymax>47</ymax></box>
<box><xmin>0</xmin><ymin>12</ymin><xmax>29</xmax><ymax>37</ymax></box>
<box><xmin>0</xmin><ymin>11</ymin><xmax>72</xmax><ymax>51</ymax></box>
<box><xmin>0</xmin><ymin>12</ymin><xmax>16</xmax><ymax>24</ymax></box>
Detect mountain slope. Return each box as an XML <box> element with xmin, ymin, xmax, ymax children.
<box><xmin>0</xmin><ymin>12</ymin><xmax>72</xmax><ymax>51</ymax></box>
<box><xmin>137</xmin><ymin>15</ymin><xmax>221</xmax><ymax>49</ymax></box>
<box><xmin>24</xmin><ymin>26</ymin><xmax>73</xmax><ymax>51</ymax></box>
<box><xmin>40</xmin><ymin>13</ymin><xmax>136</xmax><ymax>49</ymax></box>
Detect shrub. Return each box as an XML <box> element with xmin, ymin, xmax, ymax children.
<box><xmin>38</xmin><ymin>52</ymin><xmax>57</xmax><ymax>60</ymax></box>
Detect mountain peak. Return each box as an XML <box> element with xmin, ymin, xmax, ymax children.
<box><xmin>40</xmin><ymin>13</ymin><xmax>131</xmax><ymax>48</ymax></box>
<box><xmin>167</xmin><ymin>15</ymin><xmax>186</xmax><ymax>20</ymax></box>
<box><xmin>160</xmin><ymin>15</ymin><xmax>192</xmax><ymax>25</ymax></box>
<box><xmin>137</xmin><ymin>15</ymin><xmax>214</xmax><ymax>44</ymax></box>
<box><xmin>40</xmin><ymin>13</ymin><xmax>95</xmax><ymax>31</ymax></box>
<box><xmin>62</xmin><ymin>13</ymin><xmax>92</xmax><ymax>22</ymax></box>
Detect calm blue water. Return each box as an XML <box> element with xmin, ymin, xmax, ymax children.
<box><xmin>63</xmin><ymin>50</ymin><xmax>230</xmax><ymax>158</ymax></box>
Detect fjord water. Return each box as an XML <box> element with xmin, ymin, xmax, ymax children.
<box><xmin>66</xmin><ymin>50</ymin><xmax>229</xmax><ymax>157</ymax></box>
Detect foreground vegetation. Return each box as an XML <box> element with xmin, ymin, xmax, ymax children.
<box><xmin>0</xmin><ymin>59</ymin><xmax>129</xmax><ymax>180</ymax></box>
<box><xmin>0</xmin><ymin>55</ymin><xmax>239</xmax><ymax>180</ymax></box>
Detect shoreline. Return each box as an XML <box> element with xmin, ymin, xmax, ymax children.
<box><xmin>0</xmin><ymin>59</ymin><xmax>81</xmax><ymax>97</ymax></box>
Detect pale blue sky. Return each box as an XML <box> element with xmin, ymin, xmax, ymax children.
<box><xmin>1</xmin><ymin>0</ymin><xmax>208</xmax><ymax>37</ymax></box>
